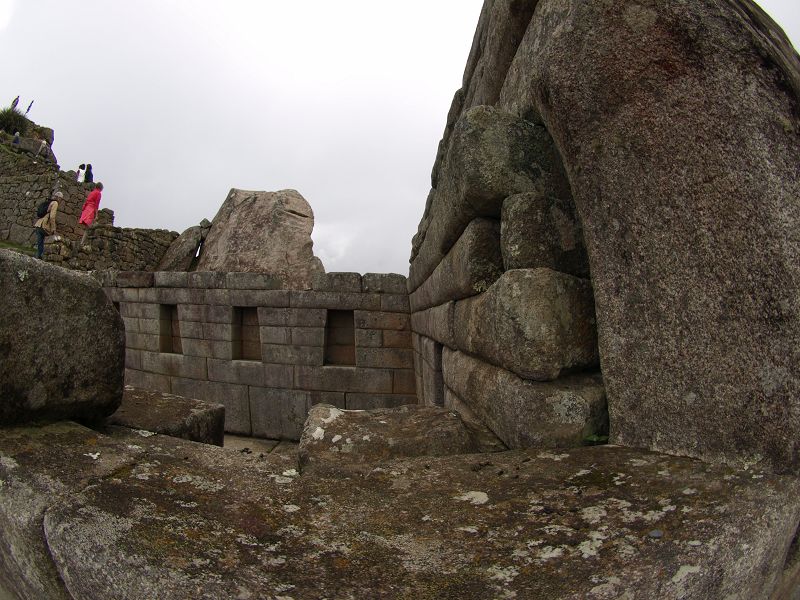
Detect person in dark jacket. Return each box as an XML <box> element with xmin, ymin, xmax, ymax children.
<box><xmin>84</xmin><ymin>164</ymin><xmax>94</xmax><ymax>183</ymax></box>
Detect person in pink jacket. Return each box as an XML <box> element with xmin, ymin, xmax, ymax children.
<box><xmin>78</xmin><ymin>182</ymin><xmax>103</xmax><ymax>247</ymax></box>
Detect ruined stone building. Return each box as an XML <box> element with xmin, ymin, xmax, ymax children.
<box><xmin>1</xmin><ymin>0</ymin><xmax>800</xmax><ymax>598</ymax></box>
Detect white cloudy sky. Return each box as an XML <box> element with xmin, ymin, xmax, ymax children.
<box><xmin>0</xmin><ymin>1</ymin><xmax>797</xmax><ymax>275</ymax></box>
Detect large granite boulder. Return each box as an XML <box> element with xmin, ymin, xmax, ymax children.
<box><xmin>196</xmin><ymin>189</ymin><xmax>324</xmax><ymax>287</ymax></box>
<box><xmin>1</xmin><ymin>422</ymin><xmax>799</xmax><ymax>598</ymax></box>
<box><xmin>0</xmin><ymin>249</ymin><xmax>125</xmax><ymax>425</ymax></box>
<box><xmin>156</xmin><ymin>219</ymin><xmax>211</xmax><ymax>271</ymax></box>
<box><xmin>298</xmin><ymin>403</ymin><xmax>505</xmax><ymax>472</ymax></box>
<box><xmin>497</xmin><ymin>0</ymin><xmax>800</xmax><ymax>473</ymax></box>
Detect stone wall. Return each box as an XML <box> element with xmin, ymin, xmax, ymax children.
<box><xmin>101</xmin><ymin>270</ymin><xmax>416</xmax><ymax>440</ymax></box>
<box><xmin>44</xmin><ymin>225</ymin><xmax>178</xmax><ymax>271</ymax></box>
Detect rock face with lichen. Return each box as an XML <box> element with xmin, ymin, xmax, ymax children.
<box><xmin>197</xmin><ymin>189</ymin><xmax>325</xmax><ymax>287</ymax></box>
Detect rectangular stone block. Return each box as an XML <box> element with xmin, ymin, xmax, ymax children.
<box><xmin>290</xmin><ymin>291</ymin><xmax>381</xmax><ymax>311</ymax></box>
<box><xmin>92</xmin><ymin>269</ymin><xmax>117</xmax><ymax>287</ymax></box>
<box><xmin>177</xmin><ymin>304</ymin><xmax>205</xmax><ymax>323</ymax></box>
<box><xmin>181</xmin><ymin>339</ymin><xmax>235</xmax><ymax>360</ymax></box>
<box><xmin>141</xmin><ymin>352</ymin><xmax>208</xmax><ymax>380</ymax></box>
<box><xmin>294</xmin><ymin>365</ymin><xmax>392</xmax><ymax>393</ymax></box>
<box><xmin>380</xmin><ymin>294</ymin><xmax>410</xmax><ymax>313</ymax></box>
<box><xmin>410</xmin><ymin>302</ymin><xmax>455</xmax><ymax>347</ymax></box>
<box><xmin>409</xmin><ymin>217</ymin><xmax>502</xmax><ymax>312</ymax></box>
<box><xmin>345</xmin><ymin>393</ymin><xmax>418</xmax><ymax>410</ymax></box>
<box><xmin>354</xmin><ymin>310</ymin><xmax>410</xmax><ymax>331</ymax></box>
<box><xmin>257</xmin><ymin>307</ymin><xmax>326</xmax><ymax>327</ymax></box>
<box><xmin>307</xmin><ymin>391</ymin><xmax>346</xmax><ymax>409</ymax></box>
<box><xmin>392</xmin><ymin>369</ymin><xmax>417</xmax><ymax>395</ymax></box>
<box><xmin>356</xmin><ymin>348</ymin><xmax>414</xmax><ymax>369</ymax></box>
<box><xmin>312</xmin><ymin>272</ymin><xmax>362</xmax><ymax>293</ymax></box>
<box><xmin>117</xmin><ymin>271</ymin><xmax>154</xmax><ymax>287</ymax></box>
<box><xmin>151</xmin><ymin>287</ymin><xmax>201</xmax><ymax>305</ymax></box>
<box><xmin>290</xmin><ymin>327</ymin><xmax>325</xmax><ymax>347</ymax></box>
<box><xmin>171</xmin><ymin>378</ymin><xmax>251</xmax><ymax>435</ymax></box>
<box><xmin>226</xmin><ymin>272</ymin><xmax>284</xmax><ymax>290</ymax></box>
<box><xmin>250</xmin><ymin>388</ymin><xmax>309</xmax><ymax>441</ymax></box>
<box><xmin>124</xmin><ymin>348</ymin><xmax>142</xmax><ymax>371</ymax></box>
<box><xmin>205</xmin><ymin>305</ymin><xmax>235</xmax><ymax>324</ymax></box>
<box><xmin>442</xmin><ymin>348</ymin><xmax>608</xmax><ymax>449</ymax></box>
<box><xmin>119</xmin><ymin>302</ymin><xmax>160</xmax><ymax>320</ymax></box>
<box><xmin>105</xmin><ymin>287</ymin><xmax>139</xmax><ymax>303</ymax></box>
<box><xmin>422</xmin><ymin>362</ymin><xmax>445</xmax><ymax>408</ymax></box>
<box><xmin>203</xmin><ymin>322</ymin><xmax>236</xmax><ymax>341</ymax></box>
<box><xmin>122</xmin><ymin>317</ymin><xmax>140</xmax><ymax>334</ymax></box>
<box><xmin>125</xmin><ymin>332</ymin><xmax>160</xmax><ymax>353</ymax></box>
<box><xmin>229</xmin><ymin>289</ymin><xmax>290</xmax><ymax>308</ymax></box>
<box><xmin>208</xmin><ymin>358</ymin><xmax>262</xmax><ymax>387</ymax></box>
<box><xmin>262</xmin><ymin>344</ymin><xmax>323</xmax><ymax>366</ymax></box>
<box><xmin>188</xmin><ymin>271</ymin><xmax>227</xmax><ymax>289</ymax></box>
<box><xmin>453</xmin><ymin>269</ymin><xmax>597</xmax><ymax>381</ymax></box>
<box><xmin>383</xmin><ymin>329</ymin><xmax>412</xmax><ymax>349</ymax></box>
<box><xmin>124</xmin><ymin>368</ymin><xmax>170</xmax><ymax>393</ymax></box>
<box><xmin>355</xmin><ymin>328</ymin><xmax>382</xmax><ymax>348</ymax></box>
<box><xmin>260</xmin><ymin>326</ymin><xmax>290</xmax><ymax>345</ymax></box>
<box><xmin>418</xmin><ymin>335</ymin><xmax>443</xmax><ymax>370</ymax></box>
<box><xmin>177</xmin><ymin>321</ymin><xmax>203</xmax><ymax>339</ymax></box>
<box><xmin>362</xmin><ymin>272</ymin><xmax>408</xmax><ymax>294</ymax></box>
<box><xmin>204</xmin><ymin>289</ymin><xmax>231</xmax><ymax>305</ymax></box>
<box><xmin>154</xmin><ymin>272</ymin><xmax>189</xmax><ymax>288</ymax></box>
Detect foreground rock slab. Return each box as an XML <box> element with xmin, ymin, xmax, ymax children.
<box><xmin>1</xmin><ymin>423</ymin><xmax>799</xmax><ymax>599</ymax></box>
<box><xmin>104</xmin><ymin>386</ymin><xmax>225</xmax><ymax>446</ymax></box>
<box><xmin>298</xmin><ymin>403</ymin><xmax>505</xmax><ymax>472</ymax></box>
<box><xmin>0</xmin><ymin>249</ymin><xmax>125</xmax><ymax>425</ymax></box>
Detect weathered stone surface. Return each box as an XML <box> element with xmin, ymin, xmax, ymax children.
<box><xmin>0</xmin><ymin>250</ymin><xmax>125</xmax><ymax>425</ymax></box>
<box><xmin>2</xmin><ymin>422</ymin><xmax>799</xmax><ymax>598</ymax></box>
<box><xmin>443</xmin><ymin>348</ymin><xmax>607</xmax><ymax>449</ymax></box>
<box><xmin>501</xmin><ymin>0</ymin><xmax>800</xmax><ymax>473</ymax></box>
<box><xmin>197</xmin><ymin>189</ymin><xmax>324</xmax><ymax>287</ymax></box>
<box><xmin>454</xmin><ymin>268</ymin><xmax>598</xmax><ymax>381</ymax></box>
<box><xmin>410</xmin><ymin>301</ymin><xmax>455</xmax><ymax>347</ymax></box>
<box><xmin>410</xmin><ymin>105</ymin><xmax>568</xmax><ymax>291</ymax></box>
<box><xmin>298</xmin><ymin>404</ymin><xmax>505</xmax><ymax>472</ymax></box>
<box><xmin>157</xmin><ymin>223</ymin><xmax>206</xmax><ymax>272</ymax></box>
<box><xmin>410</xmin><ymin>217</ymin><xmax>503</xmax><ymax>312</ymax></box>
<box><xmin>311</xmin><ymin>271</ymin><xmax>362</xmax><ymax>293</ymax></box>
<box><xmin>362</xmin><ymin>272</ymin><xmax>407</xmax><ymax>294</ymax></box>
<box><xmin>105</xmin><ymin>386</ymin><xmax>225</xmax><ymax>446</ymax></box>
<box><xmin>502</xmin><ymin>191</ymin><xmax>589</xmax><ymax>276</ymax></box>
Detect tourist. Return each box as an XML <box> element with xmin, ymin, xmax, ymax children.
<box><xmin>78</xmin><ymin>182</ymin><xmax>103</xmax><ymax>247</ymax></box>
<box><xmin>76</xmin><ymin>164</ymin><xmax>86</xmax><ymax>182</ymax></box>
<box><xmin>33</xmin><ymin>139</ymin><xmax>48</xmax><ymax>159</ymax></box>
<box><xmin>12</xmin><ymin>132</ymin><xmax>19</xmax><ymax>146</ymax></box>
<box><xmin>84</xmin><ymin>164</ymin><xmax>94</xmax><ymax>183</ymax></box>
<box><xmin>33</xmin><ymin>191</ymin><xmax>62</xmax><ymax>259</ymax></box>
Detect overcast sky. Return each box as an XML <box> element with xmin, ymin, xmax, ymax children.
<box><xmin>1</xmin><ymin>1</ymin><xmax>797</xmax><ymax>275</ymax></box>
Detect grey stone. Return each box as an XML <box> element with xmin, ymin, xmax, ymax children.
<box><xmin>355</xmin><ymin>348</ymin><xmax>414</xmax><ymax>370</ymax></box>
<box><xmin>454</xmin><ymin>268</ymin><xmax>597</xmax><ymax>381</ymax></box>
<box><xmin>362</xmin><ymin>272</ymin><xmax>407</xmax><ymax>294</ymax></box>
<box><xmin>2</xmin><ymin>423</ymin><xmax>798</xmax><ymax>599</ymax></box>
<box><xmin>116</xmin><ymin>271</ymin><xmax>154</xmax><ymax>287</ymax></box>
<box><xmin>410</xmin><ymin>218</ymin><xmax>503</xmax><ymax>312</ymax></box>
<box><xmin>294</xmin><ymin>366</ymin><xmax>393</xmax><ymax>394</ymax></box>
<box><xmin>510</xmin><ymin>0</ymin><xmax>800</xmax><ymax>474</ymax></box>
<box><xmin>262</xmin><ymin>344</ymin><xmax>323</xmax><ymax>367</ymax></box>
<box><xmin>379</xmin><ymin>293</ymin><xmax>411</xmax><ymax>313</ymax></box>
<box><xmin>157</xmin><ymin>225</ymin><xmax>203</xmax><ymax>272</ymax></box>
<box><xmin>197</xmin><ymin>188</ymin><xmax>325</xmax><ymax>288</ymax></box>
<box><xmin>353</xmin><ymin>310</ymin><xmax>410</xmax><ymax>331</ymax></box>
<box><xmin>250</xmin><ymin>388</ymin><xmax>310</xmax><ymax>440</ymax></box>
<box><xmin>290</xmin><ymin>290</ymin><xmax>381</xmax><ymax>311</ymax></box>
<box><xmin>225</xmin><ymin>272</ymin><xmax>284</xmax><ymax>290</ymax></box>
<box><xmin>409</xmin><ymin>105</ymin><xmax>568</xmax><ymax>291</ymax></box>
<box><xmin>187</xmin><ymin>271</ymin><xmax>227</xmax><ymax>289</ymax></box>
<box><xmin>170</xmin><ymin>378</ymin><xmax>251</xmax><ymax>435</ymax></box>
<box><xmin>140</xmin><ymin>352</ymin><xmax>208</xmax><ymax>380</ymax></box>
<box><xmin>392</xmin><ymin>369</ymin><xmax>417</xmax><ymax>395</ymax></box>
<box><xmin>501</xmin><ymin>191</ymin><xmax>589</xmax><ymax>276</ymax></box>
<box><xmin>443</xmin><ymin>348</ymin><xmax>608</xmax><ymax>450</ymax></box>
<box><xmin>105</xmin><ymin>386</ymin><xmax>225</xmax><ymax>446</ymax></box>
<box><xmin>312</xmin><ymin>272</ymin><xmax>362</xmax><ymax>293</ymax></box>
<box><xmin>298</xmin><ymin>404</ymin><xmax>503</xmax><ymax>473</ymax></box>
<box><xmin>228</xmin><ymin>289</ymin><xmax>290</xmax><ymax>308</ymax></box>
<box><xmin>153</xmin><ymin>271</ymin><xmax>190</xmax><ymax>288</ymax></box>
<box><xmin>410</xmin><ymin>301</ymin><xmax>455</xmax><ymax>348</ymax></box>
<box><xmin>124</xmin><ymin>369</ymin><xmax>170</xmax><ymax>393</ymax></box>
<box><xmin>0</xmin><ymin>250</ymin><xmax>125</xmax><ymax>425</ymax></box>
<box><xmin>258</xmin><ymin>307</ymin><xmax>327</xmax><ymax>327</ymax></box>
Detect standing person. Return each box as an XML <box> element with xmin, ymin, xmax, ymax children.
<box><xmin>78</xmin><ymin>182</ymin><xmax>103</xmax><ymax>247</ymax></box>
<box><xmin>76</xmin><ymin>164</ymin><xmax>86</xmax><ymax>182</ymax></box>
<box><xmin>33</xmin><ymin>191</ymin><xmax>62</xmax><ymax>259</ymax></box>
<box><xmin>84</xmin><ymin>164</ymin><xmax>94</xmax><ymax>183</ymax></box>
<box><xmin>12</xmin><ymin>132</ymin><xmax>20</xmax><ymax>146</ymax></box>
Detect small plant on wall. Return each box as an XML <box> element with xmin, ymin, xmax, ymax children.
<box><xmin>0</xmin><ymin>107</ymin><xmax>28</xmax><ymax>137</ymax></box>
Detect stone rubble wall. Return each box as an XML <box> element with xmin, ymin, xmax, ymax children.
<box><xmin>100</xmin><ymin>270</ymin><xmax>417</xmax><ymax>440</ymax></box>
<box><xmin>43</xmin><ymin>225</ymin><xmax>177</xmax><ymax>271</ymax></box>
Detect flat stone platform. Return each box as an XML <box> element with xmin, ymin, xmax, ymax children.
<box><xmin>0</xmin><ymin>422</ymin><xmax>798</xmax><ymax>599</ymax></box>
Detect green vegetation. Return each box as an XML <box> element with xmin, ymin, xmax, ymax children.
<box><xmin>0</xmin><ymin>239</ymin><xmax>35</xmax><ymax>256</ymax></box>
<box><xmin>0</xmin><ymin>107</ymin><xmax>28</xmax><ymax>137</ymax></box>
